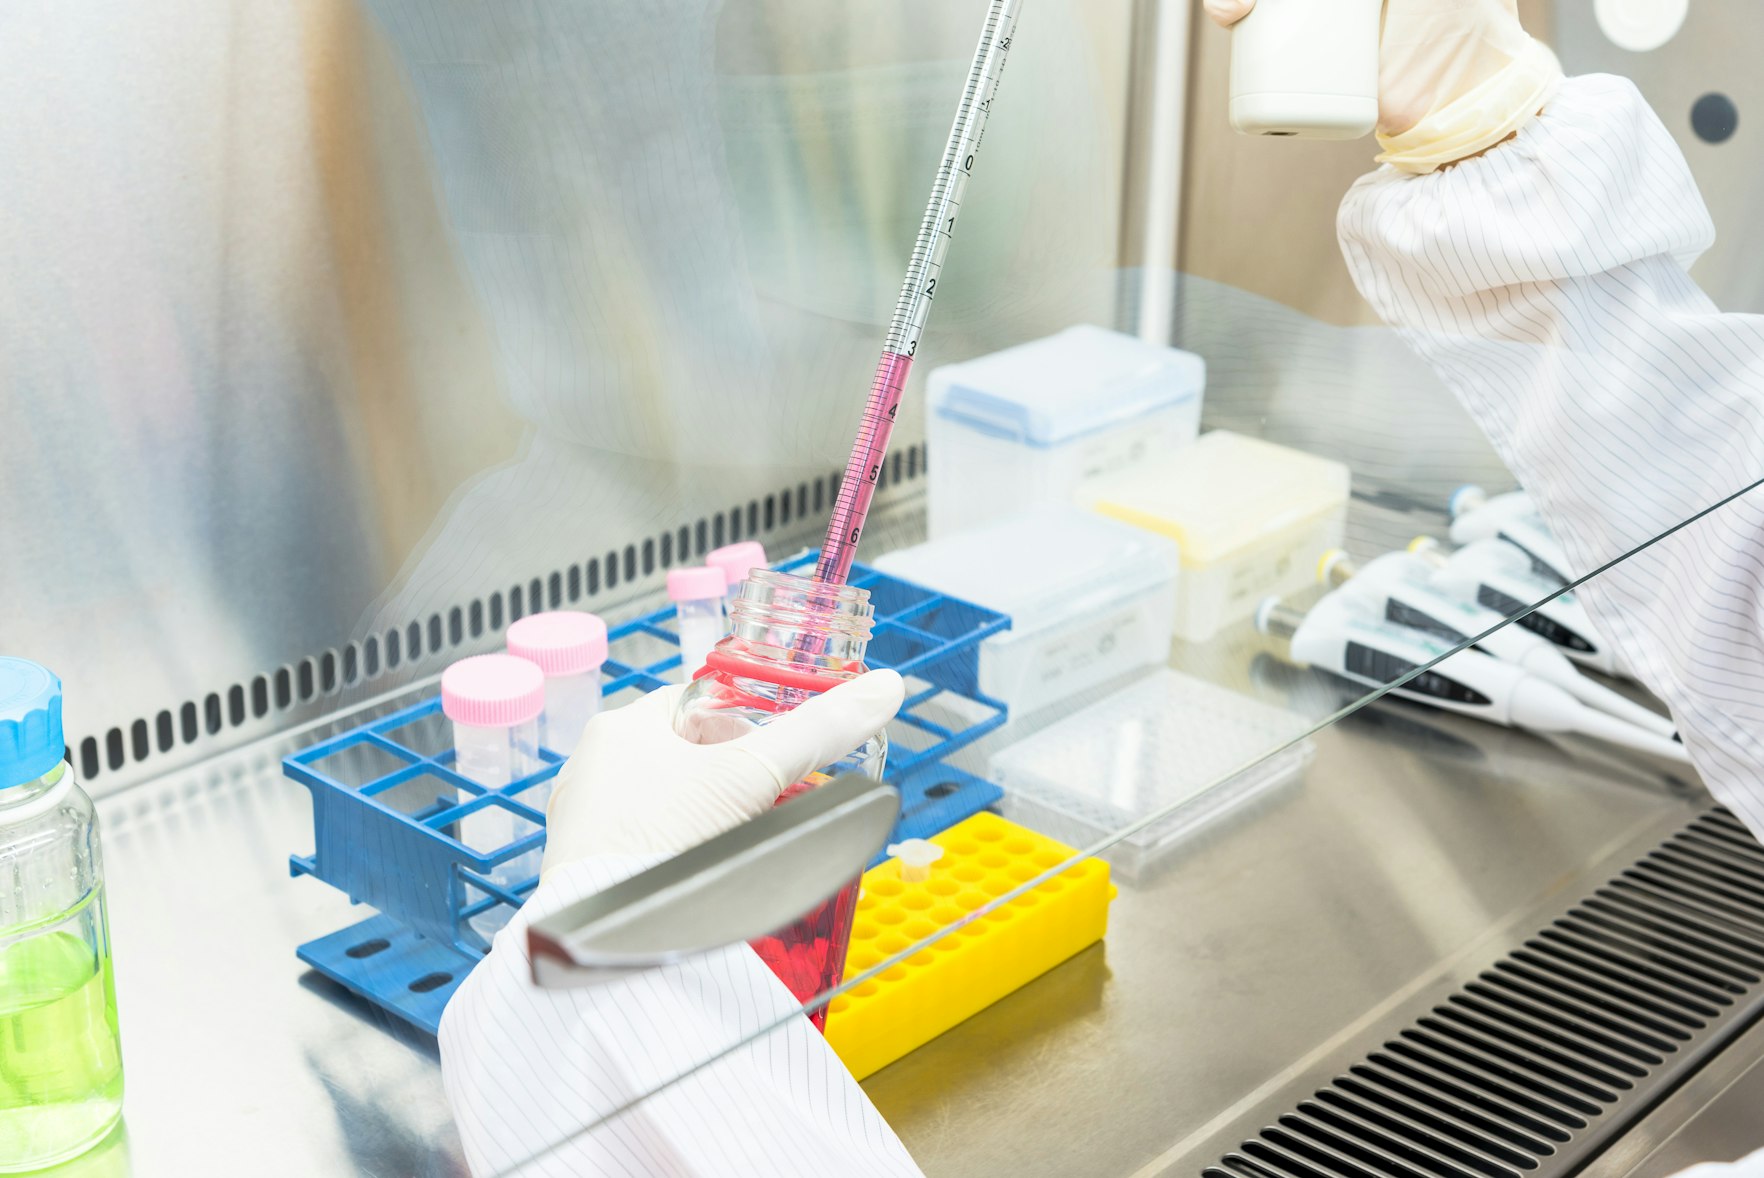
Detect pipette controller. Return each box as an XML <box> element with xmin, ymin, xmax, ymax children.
<box><xmin>1449</xmin><ymin>485</ymin><xmax>1572</xmax><ymax>584</ymax></box>
<box><xmin>1410</xmin><ymin>537</ymin><xmax>1631</xmax><ymax>679</ymax></box>
<box><xmin>1319</xmin><ymin>548</ymin><xmax>1674</xmax><ymax>738</ymax></box>
<box><xmin>1257</xmin><ymin>590</ymin><xmax>1688</xmax><ymax>763</ymax></box>
<box><xmin>1229</xmin><ymin>0</ymin><xmax>1382</xmax><ymax>139</ymax></box>
<box><xmin>816</xmin><ymin>0</ymin><xmax>1023</xmax><ymax>586</ymax></box>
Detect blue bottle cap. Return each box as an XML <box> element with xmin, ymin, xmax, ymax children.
<box><xmin>0</xmin><ymin>658</ymin><xmax>64</xmax><ymax>787</ymax></box>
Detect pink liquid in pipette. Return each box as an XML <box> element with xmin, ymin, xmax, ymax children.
<box><xmin>783</xmin><ymin>352</ymin><xmax>910</xmax><ymax>1021</ymax></box>
<box><xmin>815</xmin><ymin>350</ymin><xmax>913</xmax><ymax>586</ymax></box>
<box><xmin>763</xmin><ymin>0</ymin><xmax>1017</xmax><ymax>1036</ymax></box>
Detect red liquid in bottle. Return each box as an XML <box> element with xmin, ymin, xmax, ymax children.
<box><xmin>681</xmin><ymin>649</ymin><xmax>873</xmax><ymax>1033</ymax></box>
<box><xmin>745</xmin><ymin>774</ymin><xmax>859</xmax><ymax>1032</ymax></box>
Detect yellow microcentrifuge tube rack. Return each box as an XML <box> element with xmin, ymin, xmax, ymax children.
<box><xmin>825</xmin><ymin>813</ymin><xmax>1115</xmax><ymax>1080</ymax></box>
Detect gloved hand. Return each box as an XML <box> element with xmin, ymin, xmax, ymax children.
<box><xmin>1204</xmin><ymin>0</ymin><xmax>1562</xmax><ymax>173</ymax></box>
<box><xmin>540</xmin><ymin>669</ymin><xmax>906</xmax><ymax>871</ymax></box>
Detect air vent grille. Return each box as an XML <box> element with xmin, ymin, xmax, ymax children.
<box><xmin>1206</xmin><ymin>808</ymin><xmax>1764</xmax><ymax>1178</ymax></box>
<box><xmin>69</xmin><ymin>446</ymin><xmax>927</xmax><ymax>789</ymax></box>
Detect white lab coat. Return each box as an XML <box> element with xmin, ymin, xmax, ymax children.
<box><xmin>1339</xmin><ymin>74</ymin><xmax>1764</xmax><ymax>846</ymax></box>
<box><xmin>1339</xmin><ymin>73</ymin><xmax>1764</xmax><ymax>1178</ymax></box>
<box><xmin>438</xmin><ymin>856</ymin><xmax>923</xmax><ymax>1176</ymax></box>
<box><xmin>444</xmin><ymin>73</ymin><xmax>1764</xmax><ymax>1176</ymax></box>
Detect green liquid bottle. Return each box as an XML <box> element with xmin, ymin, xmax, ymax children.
<box><xmin>0</xmin><ymin>659</ymin><xmax>123</xmax><ymax>1171</ymax></box>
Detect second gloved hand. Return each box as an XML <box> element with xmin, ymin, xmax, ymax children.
<box><xmin>1205</xmin><ymin>0</ymin><xmax>1562</xmax><ymax>173</ymax></box>
<box><xmin>540</xmin><ymin>668</ymin><xmax>906</xmax><ymax>872</ymax></box>
<box><xmin>1372</xmin><ymin>0</ymin><xmax>1561</xmax><ymax>170</ymax></box>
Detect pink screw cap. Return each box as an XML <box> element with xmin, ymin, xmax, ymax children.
<box><xmin>507</xmin><ymin>611</ymin><xmax>609</xmax><ymax>676</ymax></box>
<box><xmin>667</xmin><ymin>567</ymin><xmax>727</xmax><ymax>602</ymax></box>
<box><xmin>705</xmin><ymin>541</ymin><xmax>768</xmax><ymax>590</ymax></box>
<box><xmin>442</xmin><ymin>654</ymin><xmax>545</xmax><ymax>728</ymax></box>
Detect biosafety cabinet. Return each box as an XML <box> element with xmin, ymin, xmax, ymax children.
<box><xmin>3</xmin><ymin>2</ymin><xmax>1761</xmax><ymax>1175</ymax></box>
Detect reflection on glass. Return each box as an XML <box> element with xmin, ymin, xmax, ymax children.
<box><xmin>537</xmin><ymin>516</ymin><xmax>1703</xmax><ymax>1168</ymax></box>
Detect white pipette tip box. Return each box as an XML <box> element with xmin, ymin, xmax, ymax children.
<box><xmin>989</xmin><ymin>668</ymin><xmax>1315</xmax><ymax>882</ymax></box>
<box><xmin>1082</xmin><ymin>430</ymin><xmax>1350</xmax><ymax>642</ymax></box>
<box><xmin>926</xmin><ymin>325</ymin><xmax>1204</xmax><ymax>540</ymax></box>
<box><xmin>873</xmin><ymin>508</ymin><xmax>1177</xmax><ymax>722</ymax></box>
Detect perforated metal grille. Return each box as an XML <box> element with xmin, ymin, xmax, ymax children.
<box><xmin>1205</xmin><ymin>808</ymin><xmax>1764</xmax><ymax>1178</ymax></box>
<box><xmin>70</xmin><ymin>448</ymin><xmax>927</xmax><ymax>787</ymax></box>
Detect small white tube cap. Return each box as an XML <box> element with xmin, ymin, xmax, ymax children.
<box><xmin>887</xmin><ymin>839</ymin><xmax>944</xmax><ymax>883</ymax></box>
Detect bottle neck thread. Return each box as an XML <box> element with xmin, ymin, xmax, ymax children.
<box><xmin>0</xmin><ymin>762</ymin><xmax>73</xmax><ymax>826</ymax></box>
<box><xmin>716</xmin><ymin>570</ymin><xmax>874</xmax><ymax>689</ymax></box>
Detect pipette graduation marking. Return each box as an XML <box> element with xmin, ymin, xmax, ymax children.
<box><xmin>815</xmin><ymin>0</ymin><xmax>1024</xmax><ymax>586</ymax></box>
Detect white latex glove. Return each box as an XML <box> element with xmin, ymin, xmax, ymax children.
<box><xmin>1204</xmin><ymin>0</ymin><xmax>1562</xmax><ymax>172</ymax></box>
<box><xmin>540</xmin><ymin>669</ymin><xmax>906</xmax><ymax>870</ymax></box>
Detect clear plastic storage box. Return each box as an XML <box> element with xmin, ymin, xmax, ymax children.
<box><xmin>927</xmin><ymin>325</ymin><xmax>1204</xmax><ymax>539</ymax></box>
<box><xmin>874</xmin><ymin>509</ymin><xmax>1178</xmax><ymax>720</ymax></box>
<box><xmin>990</xmin><ymin>668</ymin><xmax>1315</xmax><ymax>881</ymax></box>
<box><xmin>1083</xmin><ymin>431</ymin><xmax>1350</xmax><ymax>641</ymax></box>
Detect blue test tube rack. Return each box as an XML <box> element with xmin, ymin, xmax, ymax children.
<box><xmin>284</xmin><ymin>554</ymin><xmax>1010</xmax><ymax>1034</ymax></box>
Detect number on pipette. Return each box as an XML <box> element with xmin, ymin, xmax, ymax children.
<box><xmin>814</xmin><ymin>0</ymin><xmax>1022</xmax><ymax>587</ymax></box>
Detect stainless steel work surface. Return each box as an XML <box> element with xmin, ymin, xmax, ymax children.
<box><xmin>1602</xmin><ymin>1014</ymin><xmax>1764</xmax><ymax>1178</ymax></box>
<box><xmin>864</xmin><ymin>703</ymin><xmax>1707</xmax><ymax>1178</ymax></box>
<box><xmin>73</xmin><ymin>730</ymin><xmax>466</xmax><ymax>1178</ymax></box>
<box><xmin>51</xmin><ymin>671</ymin><xmax>1716</xmax><ymax>1177</ymax></box>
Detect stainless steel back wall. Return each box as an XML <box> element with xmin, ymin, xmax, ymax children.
<box><xmin>1551</xmin><ymin>1</ymin><xmax>1764</xmax><ymax>313</ymax></box>
<box><xmin>0</xmin><ymin>0</ymin><xmax>1137</xmax><ymax>794</ymax></box>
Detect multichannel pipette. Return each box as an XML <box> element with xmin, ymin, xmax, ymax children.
<box><xmin>1410</xmin><ymin>536</ymin><xmax>1631</xmax><ymax>679</ymax></box>
<box><xmin>1256</xmin><ymin>591</ymin><xmax>1689</xmax><ymax>763</ymax></box>
<box><xmin>1319</xmin><ymin>548</ymin><xmax>1675</xmax><ymax>738</ymax></box>
<box><xmin>815</xmin><ymin>0</ymin><xmax>1024</xmax><ymax>586</ymax></box>
<box><xmin>1448</xmin><ymin>485</ymin><xmax>1573</xmax><ymax>584</ymax></box>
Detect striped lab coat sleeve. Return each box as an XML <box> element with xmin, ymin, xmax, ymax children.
<box><xmin>1339</xmin><ymin>74</ymin><xmax>1764</xmax><ymax>838</ymax></box>
<box><xmin>438</xmin><ymin>856</ymin><xmax>923</xmax><ymax>1177</ymax></box>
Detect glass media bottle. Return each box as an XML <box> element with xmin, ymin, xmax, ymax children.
<box><xmin>0</xmin><ymin>658</ymin><xmax>123</xmax><ymax>1170</ymax></box>
<box><xmin>672</xmin><ymin>570</ymin><xmax>885</xmax><ymax>1030</ymax></box>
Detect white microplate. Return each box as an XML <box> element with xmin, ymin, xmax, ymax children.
<box><xmin>990</xmin><ymin>668</ymin><xmax>1314</xmax><ymax>881</ymax></box>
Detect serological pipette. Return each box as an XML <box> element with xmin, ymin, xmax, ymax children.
<box><xmin>815</xmin><ymin>0</ymin><xmax>1024</xmax><ymax>586</ymax></box>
